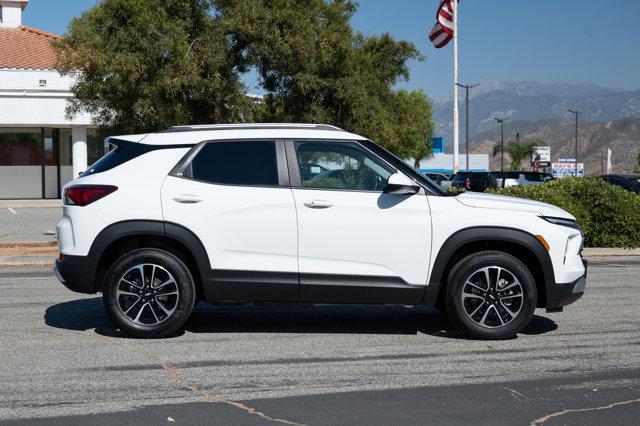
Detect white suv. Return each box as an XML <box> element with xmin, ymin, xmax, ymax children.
<box><xmin>55</xmin><ymin>124</ymin><xmax>587</xmax><ymax>339</ymax></box>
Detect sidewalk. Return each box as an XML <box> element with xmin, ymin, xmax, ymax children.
<box><xmin>0</xmin><ymin>243</ymin><xmax>638</xmax><ymax>268</ymax></box>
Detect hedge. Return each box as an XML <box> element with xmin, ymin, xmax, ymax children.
<box><xmin>485</xmin><ymin>177</ymin><xmax>640</xmax><ymax>248</ymax></box>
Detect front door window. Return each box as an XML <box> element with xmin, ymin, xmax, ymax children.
<box><xmin>295</xmin><ymin>141</ymin><xmax>393</xmax><ymax>191</ymax></box>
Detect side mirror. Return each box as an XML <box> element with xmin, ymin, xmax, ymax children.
<box><xmin>383</xmin><ymin>172</ymin><xmax>420</xmax><ymax>195</ymax></box>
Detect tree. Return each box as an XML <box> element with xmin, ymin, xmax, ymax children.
<box><xmin>493</xmin><ymin>140</ymin><xmax>543</xmax><ymax>171</ymax></box>
<box><xmin>54</xmin><ymin>0</ymin><xmax>255</xmax><ymax>134</ymax></box>
<box><xmin>55</xmin><ymin>0</ymin><xmax>434</xmax><ymax>161</ymax></box>
<box><xmin>213</xmin><ymin>0</ymin><xmax>433</xmax><ymax>159</ymax></box>
<box><xmin>388</xmin><ymin>90</ymin><xmax>435</xmax><ymax>168</ymax></box>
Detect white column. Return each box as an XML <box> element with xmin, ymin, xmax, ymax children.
<box><xmin>72</xmin><ymin>126</ymin><xmax>88</xmax><ymax>178</ymax></box>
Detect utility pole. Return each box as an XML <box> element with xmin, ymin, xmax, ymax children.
<box><xmin>456</xmin><ymin>83</ymin><xmax>479</xmax><ymax>171</ymax></box>
<box><xmin>567</xmin><ymin>109</ymin><xmax>582</xmax><ymax>176</ymax></box>
<box><xmin>494</xmin><ymin>118</ymin><xmax>505</xmax><ymax>171</ymax></box>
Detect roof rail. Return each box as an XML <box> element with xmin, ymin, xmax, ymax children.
<box><xmin>159</xmin><ymin>123</ymin><xmax>344</xmax><ymax>133</ymax></box>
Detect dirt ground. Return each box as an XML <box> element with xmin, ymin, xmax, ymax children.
<box><xmin>0</xmin><ymin>242</ymin><xmax>58</xmax><ymax>257</ymax></box>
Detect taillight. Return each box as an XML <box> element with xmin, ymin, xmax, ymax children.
<box><xmin>64</xmin><ymin>185</ymin><xmax>118</xmax><ymax>206</ymax></box>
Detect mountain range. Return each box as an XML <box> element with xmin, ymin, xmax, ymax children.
<box><xmin>432</xmin><ymin>79</ymin><xmax>640</xmax><ymax>174</ymax></box>
<box><xmin>469</xmin><ymin>117</ymin><xmax>640</xmax><ymax>174</ymax></box>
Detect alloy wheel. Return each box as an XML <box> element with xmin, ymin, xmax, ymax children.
<box><xmin>460</xmin><ymin>266</ymin><xmax>524</xmax><ymax>328</ymax></box>
<box><xmin>116</xmin><ymin>263</ymin><xmax>180</xmax><ymax>325</ymax></box>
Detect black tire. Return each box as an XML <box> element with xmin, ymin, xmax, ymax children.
<box><xmin>445</xmin><ymin>251</ymin><xmax>537</xmax><ymax>340</ymax></box>
<box><xmin>103</xmin><ymin>248</ymin><xmax>196</xmax><ymax>338</ymax></box>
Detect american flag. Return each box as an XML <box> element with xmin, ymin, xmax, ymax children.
<box><xmin>429</xmin><ymin>0</ymin><xmax>458</xmax><ymax>48</ymax></box>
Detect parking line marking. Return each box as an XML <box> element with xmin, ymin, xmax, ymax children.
<box><xmin>7</xmin><ymin>208</ymin><xmax>17</xmax><ymax>215</ymax></box>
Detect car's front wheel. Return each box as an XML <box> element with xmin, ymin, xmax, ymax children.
<box><xmin>445</xmin><ymin>251</ymin><xmax>537</xmax><ymax>340</ymax></box>
<box><xmin>103</xmin><ymin>248</ymin><xmax>196</xmax><ymax>338</ymax></box>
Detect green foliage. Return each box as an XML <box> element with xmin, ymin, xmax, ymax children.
<box><xmin>489</xmin><ymin>177</ymin><xmax>640</xmax><ymax>248</ymax></box>
<box><xmin>443</xmin><ymin>186</ymin><xmax>466</xmax><ymax>195</ymax></box>
<box><xmin>55</xmin><ymin>0</ymin><xmax>434</xmax><ymax>161</ymax></box>
<box><xmin>54</xmin><ymin>0</ymin><xmax>256</xmax><ymax>133</ymax></box>
<box><xmin>389</xmin><ymin>90</ymin><xmax>435</xmax><ymax>166</ymax></box>
<box><xmin>492</xmin><ymin>140</ymin><xmax>543</xmax><ymax>171</ymax></box>
<box><xmin>214</xmin><ymin>0</ymin><xmax>432</xmax><ymax>160</ymax></box>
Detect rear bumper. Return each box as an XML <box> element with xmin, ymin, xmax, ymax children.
<box><xmin>54</xmin><ymin>255</ymin><xmax>99</xmax><ymax>294</ymax></box>
<box><xmin>545</xmin><ymin>259</ymin><xmax>587</xmax><ymax>309</ymax></box>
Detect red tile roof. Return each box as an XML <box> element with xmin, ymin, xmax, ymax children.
<box><xmin>0</xmin><ymin>26</ymin><xmax>61</xmax><ymax>70</ymax></box>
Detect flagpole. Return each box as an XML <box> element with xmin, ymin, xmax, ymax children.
<box><xmin>452</xmin><ymin>0</ymin><xmax>459</xmax><ymax>174</ymax></box>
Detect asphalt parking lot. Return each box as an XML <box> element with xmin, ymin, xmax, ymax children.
<box><xmin>0</xmin><ymin>258</ymin><xmax>638</xmax><ymax>425</ymax></box>
<box><xmin>0</xmin><ymin>207</ymin><xmax>60</xmax><ymax>243</ymax></box>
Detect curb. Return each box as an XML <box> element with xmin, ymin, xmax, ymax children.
<box><xmin>582</xmin><ymin>248</ymin><xmax>640</xmax><ymax>257</ymax></box>
<box><xmin>0</xmin><ymin>255</ymin><xmax>56</xmax><ymax>268</ymax></box>
<box><xmin>0</xmin><ymin>199</ymin><xmax>61</xmax><ymax>208</ymax></box>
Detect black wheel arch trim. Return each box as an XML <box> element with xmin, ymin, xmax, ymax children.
<box><xmin>87</xmin><ymin>220</ymin><xmax>211</xmax><ymax>292</ymax></box>
<box><xmin>423</xmin><ymin>226</ymin><xmax>556</xmax><ymax>307</ymax></box>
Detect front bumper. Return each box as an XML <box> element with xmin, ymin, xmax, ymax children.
<box><xmin>54</xmin><ymin>255</ymin><xmax>99</xmax><ymax>294</ymax></box>
<box><xmin>546</xmin><ymin>259</ymin><xmax>587</xmax><ymax>309</ymax></box>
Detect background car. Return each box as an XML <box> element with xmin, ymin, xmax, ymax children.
<box><xmin>451</xmin><ymin>172</ymin><xmax>497</xmax><ymax>192</ymax></box>
<box><xmin>422</xmin><ymin>172</ymin><xmax>450</xmax><ymax>186</ymax></box>
<box><xmin>600</xmin><ymin>174</ymin><xmax>640</xmax><ymax>194</ymax></box>
<box><xmin>491</xmin><ymin>171</ymin><xmax>554</xmax><ymax>189</ymax></box>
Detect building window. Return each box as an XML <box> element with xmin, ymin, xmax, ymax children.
<box><xmin>44</xmin><ymin>129</ymin><xmax>56</xmax><ymax>166</ymax></box>
<box><xmin>0</xmin><ymin>128</ymin><xmax>42</xmax><ymax>165</ymax></box>
<box><xmin>87</xmin><ymin>128</ymin><xmax>106</xmax><ymax>165</ymax></box>
<box><xmin>59</xmin><ymin>129</ymin><xmax>73</xmax><ymax>166</ymax></box>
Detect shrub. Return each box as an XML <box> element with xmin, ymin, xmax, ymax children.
<box><xmin>488</xmin><ymin>177</ymin><xmax>640</xmax><ymax>248</ymax></box>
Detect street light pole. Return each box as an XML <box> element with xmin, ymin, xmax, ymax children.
<box><xmin>456</xmin><ymin>83</ymin><xmax>479</xmax><ymax>171</ymax></box>
<box><xmin>494</xmin><ymin>118</ymin><xmax>505</xmax><ymax>171</ymax></box>
<box><xmin>567</xmin><ymin>109</ymin><xmax>582</xmax><ymax>176</ymax></box>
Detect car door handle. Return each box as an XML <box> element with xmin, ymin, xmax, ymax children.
<box><xmin>303</xmin><ymin>199</ymin><xmax>333</xmax><ymax>209</ymax></box>
<box><xmin>173</xmin><ymin>194</ymin><xmax>202</xmax><ymax>204</ymax></box>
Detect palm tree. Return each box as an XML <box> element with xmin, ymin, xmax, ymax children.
<box><xmin>493</xmin><ymin>139</ymin><xmax>543</xmax><ymax>171</ymax></box>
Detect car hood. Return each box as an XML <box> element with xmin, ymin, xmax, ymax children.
<box><xmin>455</xmin><ymin>192</ymin><xmax>575</xmax><ymax>219</ymax></box>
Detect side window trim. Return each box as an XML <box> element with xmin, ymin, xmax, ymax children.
<box><xmin>169</xmin><ymin>138</ymin><xmax>286</xmax><ymax>188</ymax></box>
<box><xmin>284</xmin><ymin>139</ymin><xmax>302</xmax><ymax>187</ymax></box>
<box><xmin>275</xmin><ymin>140</ymin><xmax>290</xmax><ymax>187</ymax></box>
<box><xmin>285</xmin><ymin>139</ymin><xmax>398</xmax><ymax>193</ymax></box>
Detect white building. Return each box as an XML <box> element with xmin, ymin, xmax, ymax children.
<box><xmin>0</xmin><ymin>0</ymin><xmax>96</xmax><ymax>199</ymax></box>
<box><xmin>415</xmin><ymin>153</ymin><xmax>490</xmax><ymax>174</ymax></box>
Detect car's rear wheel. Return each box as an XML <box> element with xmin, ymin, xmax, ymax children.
<box><xmin>103</xmin><ymin>248</ymin><xmax>195</xmax><ymax>338</ymax></box>
<box><xmin>445</xmin><ymin>251</ymin><xmax>537</xmax><ymax>340</ymax></box>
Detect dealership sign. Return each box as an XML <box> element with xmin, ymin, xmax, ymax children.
<box><xmin>531</xmin><ymin>146</ymin><xmax>551</xmax><ymax>168</ymax></box>
<box><xmin>552</xmin><ymin>162</ymin><xmax>584</xmax><ymax>178</ymax></box>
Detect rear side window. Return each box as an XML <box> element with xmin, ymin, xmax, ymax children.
<box><xmin>81</xmin><ymin>140</ymin><xmax>149</xmax><ymax>177</ymax></box>
<box><xmin>190</xmin><ymin>141</ymin><xmax>278</xmax><ymax>186</ymax></box>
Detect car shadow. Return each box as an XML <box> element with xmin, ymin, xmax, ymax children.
<box><xmin>44</xmin><ymin>298</ymin><xmax>557</xmax><ymax>339</ymax></box>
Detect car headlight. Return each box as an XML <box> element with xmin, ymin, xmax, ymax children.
<box><xmin>541</xmin><ymin>216</ymin><xmax>582</xmax><ymax>233</ymax></box>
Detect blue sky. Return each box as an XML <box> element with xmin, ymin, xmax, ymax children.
<box><xmin>24</xmin><ymin>0</ymin><xmax>640</xmax><ymax>100</ymax></box>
